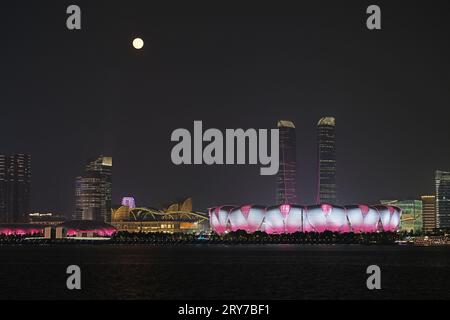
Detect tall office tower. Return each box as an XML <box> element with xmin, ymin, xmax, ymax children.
<box><xmin>0</xmin><ymin>154</ymin><xmax>32</xmax><ymax>223</ymax></box>
<box><xmin>74</xmin><ymin>156</ymin><xmax>112</xmax><ymax>222</ymax></box>
<box><xmin>317</xmin><ymin>117</ymin><xmax>337</xmax><ymax>204</ymax></box>
<box><xmin>435</xmin><ymin>170</ymin><xmax>450</xmax><ymax>230</ymax></box>
<box><xmin>0</xmin><ymin>155</ymin><xmax>7</xmax><ymax>222</ymax></box>
<box><xmin>421</xmin><ymin>195</ymin><xmax>436</xmax><ymax>233</ymax></box>
<box><xmin>276</xmin><ymin>120</ymin><xmax>298</xmax><ymax>204</ymax></box>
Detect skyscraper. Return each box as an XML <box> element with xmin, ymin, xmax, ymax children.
<box><xmin>317</xmin><ymin>117</ymin><xmax>337</xmax><ymax>204</ymax></box>
<box><xmin>421</xmin><ymin>195</ymin><xmax>436</xmax><ymax>233</ymax></box>
<box><xmin>74</xmin><ymin>156</ymin><xmax>112</xmax><ymax>222</ymax></box>
<box><xmin>0</xmin><ymin>154</ymin><xmax>32</xmax><ymax>223</ymax></box>
<box><xmin>0</xmin><ymin>155</ymin><xmax>6</xmax><ymax>222</ymax></box>
<box><xmin>435</xmin><ymin>170</ymin><xmax>450</xmax><ymax>230</ymax></box>
<box><xmin>276</xmin><ymin>120</ymin><xmax>297</xmax><ymax>204</ymax></box>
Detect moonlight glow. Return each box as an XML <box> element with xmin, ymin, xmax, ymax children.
<box><xmin>132</xmin><ymin>38</ymin><xmax>144</xmax><ymax>49</ymax></box>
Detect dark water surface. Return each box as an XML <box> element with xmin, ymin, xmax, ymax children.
<box><xmin>0</xmin><ymin>245</ymin><xmax>449</xmax><ymax>300</ymax></box>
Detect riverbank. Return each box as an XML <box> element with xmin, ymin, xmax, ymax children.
<box><xmin>0</xmin><ymin>231</ymin><xmax>403</xmax><ymax>245</ymax></box>
<box><xmin>1</xmin><ymin>231</ymin><xmax>448</xmax><ymax>246</ymax></box>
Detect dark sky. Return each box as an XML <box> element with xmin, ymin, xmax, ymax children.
<box><xmin>1</xmin><ymin>0</ymin><xmax>449</xmax><ymax>215</ymax></box>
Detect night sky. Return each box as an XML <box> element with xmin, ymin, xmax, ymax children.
<box><xmin>1</xmin><ymin>0</ymin><xmax>449</xmax><ymax>215</ymax></box>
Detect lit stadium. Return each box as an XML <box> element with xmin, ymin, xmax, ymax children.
<box><xmin>209</xmin><ymin>204</ymin><xmax>402</xmax><ymax>234</ymax></box>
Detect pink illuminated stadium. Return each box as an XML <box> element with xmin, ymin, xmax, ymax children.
<box><xmin>209</xmin><ymin>204</ymin><xmax>401</xmax><ymax>234</ymax></box>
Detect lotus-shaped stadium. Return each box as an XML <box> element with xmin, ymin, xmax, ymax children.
<box><xmin>209</xmin><ymin>204</ymin><xmax>401</xmax><ymax>234</ymax></box>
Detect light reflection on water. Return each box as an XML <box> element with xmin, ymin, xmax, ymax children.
<box><xmin>0</xmin><ymin>245</ymin><xmax>449</xmax><ymax>300</ymax></box>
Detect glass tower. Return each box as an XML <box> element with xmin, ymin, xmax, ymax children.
<box><xmin>74</xmin><ymin>156</ymin><xmax>112</xmax><ymax>222</ymax></box>
<box><xmin>436</xmin><ymin>170</ymin><xmax>450</xmax><ymax>230</ymax></box>
<box><xmin>276</xmin><ymin>120</ymin><xmax>297</xmax><ymax>204</ymax></box>
<box><xmin>0</xmin><ymin>154</ymin><xmax>32</xmax><ymax>223</ymax></box>
<box><xmin>421</xmin><ymin>195</ymin><xmax>436</xmax><ymax>233</ymax></box>
<box><xmin>317</xmin><ymin>117</ymin><xmax>337</xmax><ymax>204</ymax></box>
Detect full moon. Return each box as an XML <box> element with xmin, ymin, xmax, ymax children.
<box><xmin>132</xmin><ymin>38</ymin><xmax>144</xmax><ymax>50</ymax></box>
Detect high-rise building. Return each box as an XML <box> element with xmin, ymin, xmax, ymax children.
<box><xmin>0</xmin><ymin>154</ymin><xmax>32</xmax><ymax>223</ymax></box>
<box><xmin>276</xmin><ymin>120</ymin><xmax>297</xmax><ymax>204</ymax></box>
<box><xmin>381</xmin><ymin>199</ymin><xmax>422</xmax><ymax>233</ymax></box>
<box><xmin>435</xmin><ymin>170</ymin><xmax>450</xmax><ymax>230</ymax></box>
<box><xmin>421</xmin><ymin>195</ymin><xmax>436</xmax><ymax>233</ymax></box>
<box><xmin>0</xmin><ymin>155</ymin><xmax>6</xmax><ymax>222</ymax></box>
<box><xmin>317</xmin><ymin>117</ymin><xmax>337</xmax><ymax>204</ymax></box>
<box><xmin>74</xmin><ymin>156</ymin><xmax>112</xmax><ymax>222</ymax></box>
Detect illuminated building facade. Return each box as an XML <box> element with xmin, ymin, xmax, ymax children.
<box><xmin>436</xmin><ymin>170</ymin><xmax>450</xmax><ymax>229</ymax></box>
<box><xmin>381</xmin><ymin>199</ymin><xmax>423</xmax><ymax>233</ymax></box>
<box><xmin>276</xmin><ymin>120</ymin><xmax>297</xmax><ymax>204</ymax></box>
<box><xmin>112</xmin><ymin>220</ymin><xmax>206</xmax><ymax>234</ymax></box>
<box><xmin>209</xmin><ymin>204</ymin><xmax>401</xmax><ymax>234</ymax></box>
<box><xmin>111</xmin><ymin>198</ymin><xmax>209</xmax><ymax>233</ymax></box>
<box><xmin>74</xmin><ymin>156</ymin><xmax>112</xmax><ymax>222</ymax></box>
<box><xmin>0</xmin><ymin>154</ymin><xmax>32</xmax><ymax>223</ymax></box>
<box><xmin>317</xmin><ymin>117</ymin><xmax>337</xmax><ymax>204</ymax></box>
<box><xmin>421</xmin><ymin>195</ymin><xmax>436</xmax><ymax>233</ymax></box>
<box><xmin>121</xmin><ymin>197</ymin><xmax>136</xmax><ymax>209</ymax></box>
<box><xmin>28</xmin><ymin>212</ymin><xmax>66</xmax><ymax>225</ymax></box>
<box><xmin>0</xmin><ymin>224</ymin><xmax>43</xmax><ymax>236</ymax></box>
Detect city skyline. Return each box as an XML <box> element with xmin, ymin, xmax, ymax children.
<box><xmin>1</xmin><ymin>0</ymin><xmax>450</xmax><ymax>303</ymax></box>
<box><xmin>5</xmin><ymin>117</ymin><xmax>449</xmax><ymax>218</ymax></box>
<box><xmin>3</xmin><ymin>117</ymin><xmax>450</xmax><ymax>217</ymax></box>
<box><xmin>1</xmin><ymin>1</ymin><xmax>450</xmax><ymax>215</ymax></box>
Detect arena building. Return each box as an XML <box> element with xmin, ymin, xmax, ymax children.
<box><xmin>209</xmin><ymin>204</ymin><xmax>401</xmax><ymax>234</ymax></box>
<box><xmin>111</xmin><ymin>197</ymin><xmax>209</xmax><ymax>233</ymax></box>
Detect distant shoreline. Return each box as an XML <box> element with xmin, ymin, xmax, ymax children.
<box><xmin>1</xmin><ymin>231</ymin><xmax>448</xmax><ymax>246</ymax></box>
